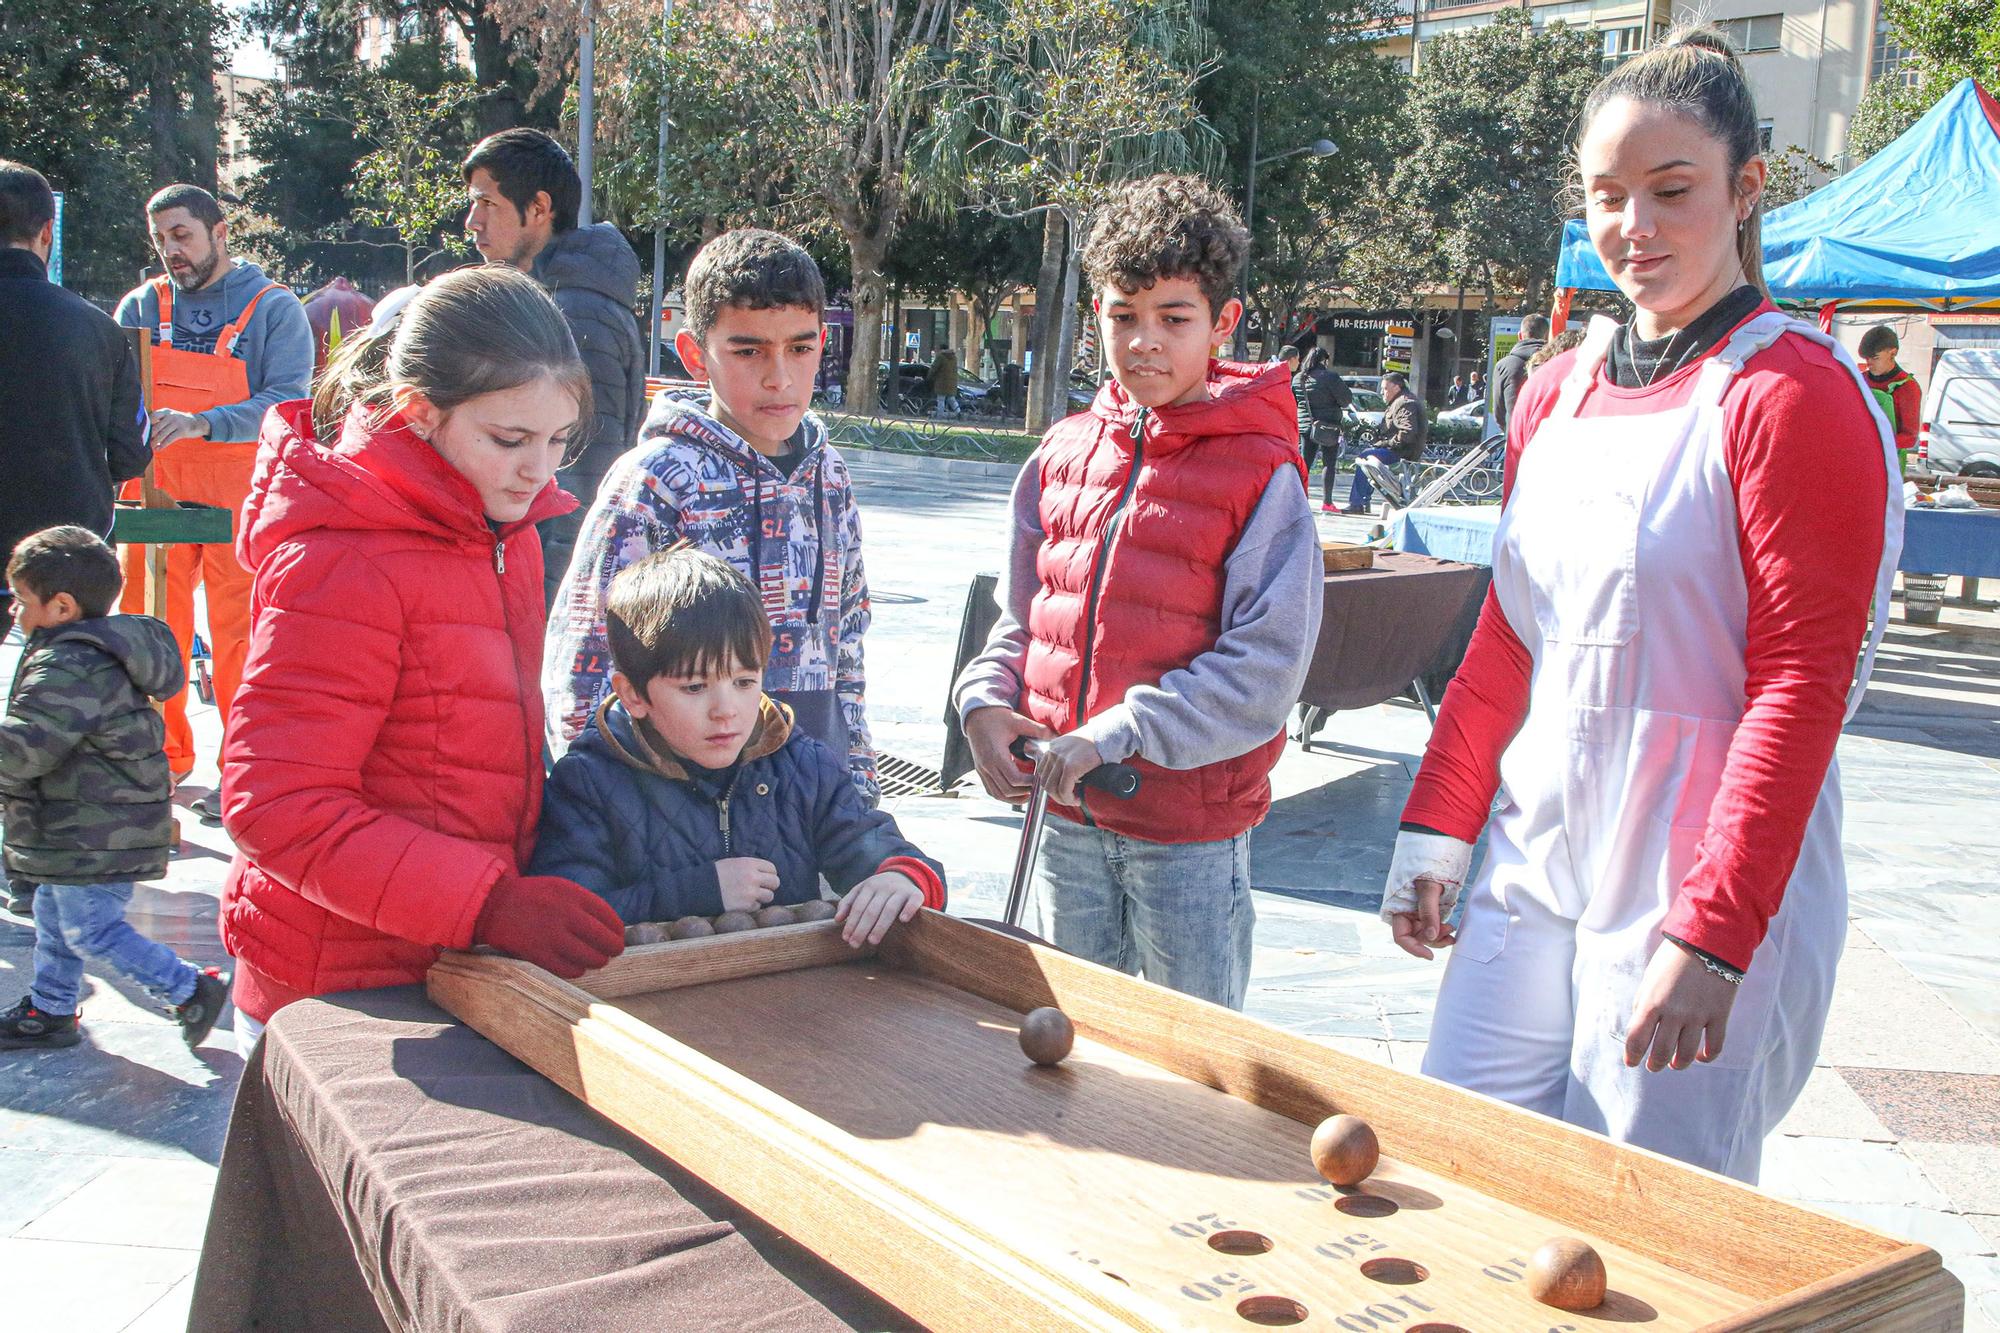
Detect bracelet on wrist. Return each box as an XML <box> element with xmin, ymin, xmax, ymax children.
<box><xmin>1665</xmin><ymin>933</ymin><xmax>1745</xmax><ymax>985</ymax></box>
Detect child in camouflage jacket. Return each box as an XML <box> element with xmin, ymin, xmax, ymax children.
<box><xmin>0</xmin><ymin>527</ymin><xmax>228</xmax><ymax>1050</ymax></box>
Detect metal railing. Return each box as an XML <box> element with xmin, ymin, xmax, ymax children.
<box><xmin>820</xmin><ymin>412</ymin><xmax>1040</xmax><ymax>465</ymax></box>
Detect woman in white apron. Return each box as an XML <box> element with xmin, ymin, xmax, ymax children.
<box><xmin>1378</xmin><ymin>28</ymin><xmax>1902</xmax><ymax>1183</ymax></box>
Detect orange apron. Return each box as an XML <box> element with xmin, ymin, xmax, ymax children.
<box><xmin>119</xmin><ymin>276</ymin><xmax>275</xmax><ymax>774</ymax></box>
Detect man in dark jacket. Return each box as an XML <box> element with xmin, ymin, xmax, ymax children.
<box><xmin>1345</xmin><ymin>371</ymin><xmax>1426</xmax><ymax>514</ymax></box>
<box><xmin>0</xmin><ymin>162</ymin><xmax>149</xmax><ymax>634</ymax></box>
<box><xmin>464</xmin><ymin>129</ymin><xmax>647</xmax><ymax>604</ymax></box>
<box><xmin>1491</xmin><ymin>313</ymin><xmax>1549</xmax><ymax>439</ymax></box>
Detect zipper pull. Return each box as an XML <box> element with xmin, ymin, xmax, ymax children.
<box><xmin>1129</xmin><ymin>406</ymin><xmax>1148</xmax><ymax>445</ymax></box>
<box><xmin>718</xmin><ymin>796</ymin><xmax>732</xmax><ymax>855</ymax></box>
<box><xmin>493</xmin><ymin>539</ymin><xmax>506</xmax><ymax>574</ymax></box>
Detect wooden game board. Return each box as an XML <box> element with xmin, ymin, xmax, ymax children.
<box><xmin>427</xmin><ymin>912</ymin><xmax>1963</xmax><ymax>1332</ymax></box>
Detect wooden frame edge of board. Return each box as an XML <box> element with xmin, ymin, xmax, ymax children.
<box><xmin>581</xmin><ymin>921</ymin><xmax>874</xmax><ymax>999</ymax></box>
<box><xmin>428</xmin><ymin>939</ymin><xmax>1175</xmax><ymax>1333</ymax></box>
<box><xmin>1700</xmin><ymin>1245</ymin><xmax>1959</xmax><ymax>1332</ymax></box>
<box><xmin>879</xmin><ymin>911</ymin><xmax>1923</xmax><ymax>1308</ymax></box>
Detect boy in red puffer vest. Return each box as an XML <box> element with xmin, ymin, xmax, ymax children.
<box><xmin>953</xmin><ymin>175</ymin><xmax>1323</xmax><ymax>1009</ymax></box>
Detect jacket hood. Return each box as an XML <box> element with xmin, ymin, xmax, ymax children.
<box><xmin>583</xmin><ymin>694</ymin><xmax>794</xmax><ymax>781</ymax></box>
<box><xmin>42</xmin><ymin>615</ymin><xmax>186</xmax><ymax>701</ymax></box>
<box><xmin>534</xmin><ymin>223</ymin><xmax>641</xmax><ymax>306</ymax></box>
<box><xmin>237</xmin><ymin>399</ymin><xmax>576</xmax><ymax>573</ymax></box>
<box><xmin>1088</xmin><ymin>359</ymin><xmax>1298</xmax><ymax>449</ymax></box>
<box><xmin>639</xmin><ymin>393</ymin><xmax>830</xmax><ymax>478</ymax></box>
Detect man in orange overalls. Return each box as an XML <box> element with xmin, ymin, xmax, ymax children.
<box><xmin>114</xmin><ymin>185</ymin><xmax>313</xmax><ymax>821</ymax></box>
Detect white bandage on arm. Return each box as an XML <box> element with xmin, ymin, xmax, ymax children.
<box><xmin>1379</xmin><ymin>830</ymin><xmax>1476</xmax><ymax>924</ymax></box>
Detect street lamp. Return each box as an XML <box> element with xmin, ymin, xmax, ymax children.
<box><xmin>1235</xmin><ymin>85</ymin><xmax>1337</xmax><ymax>358</ymax></box>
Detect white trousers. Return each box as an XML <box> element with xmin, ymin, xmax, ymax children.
<box><xmin>1418</xmin><ymin>821</ymin><xmax>1845</xmax><ymax>1186</ymax></box>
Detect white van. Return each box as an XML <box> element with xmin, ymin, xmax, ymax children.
<box><xmin>1922</xmin><ymin>348</ymin><xmax>2000</xmax><ymax>477</ymax></box>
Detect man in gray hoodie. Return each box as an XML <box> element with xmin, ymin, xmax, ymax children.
<box><xmin>463</xmin><ymin>129</ymin><xmax>646</xmax><ymax>605</ymax></box>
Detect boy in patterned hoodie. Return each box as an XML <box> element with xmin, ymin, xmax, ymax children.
<box><xmin>543</xmin><ymin>229</ymin><xmax>877</xmax><ymax>802</ymax></box>
<box><xmin>1</xmin><ymin>527</ymin><xmax>228</xmax><ymax>1049</ymax></box>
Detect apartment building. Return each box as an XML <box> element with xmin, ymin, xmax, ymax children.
<box><xmin>1393</xmin><ymin>0</ymin><xmax>1915</xmax><ymax>166</ymax></box>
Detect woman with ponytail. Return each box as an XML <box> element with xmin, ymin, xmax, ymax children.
<box><xmin>1376</xmin><ymin>29</ymin><xmax>1901</xmax><ymax>1181</ymax></box>
<box><xmin>219</xmin><ymin>267</ymin><xmax>624</xmax><ymax>1050</ymax></box>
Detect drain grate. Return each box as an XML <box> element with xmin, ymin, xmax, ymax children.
<box><xmin>876</xmin><ymin>751</ymin><xmax>946</xmax><ymax>798</ymax></box>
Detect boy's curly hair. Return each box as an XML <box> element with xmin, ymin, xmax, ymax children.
<box><xmin>1081</xmin><ymin>175</ymin><xmax>1249</xmax><ymax>318</ymax></box>
<box><xmin>683</xmin><ymin>229</ymin><xmax>826</xmax><ymax>343</ymax></box>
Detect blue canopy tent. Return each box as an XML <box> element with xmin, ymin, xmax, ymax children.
<box><xmin>1555</xmin><ymin>78</ymin><xmax>2000</xmax><ymax>314</ymax></box>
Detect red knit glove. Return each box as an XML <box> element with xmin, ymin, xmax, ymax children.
<box><xmin>473</xmin><ymin>875</ymin><xmax>626</xmax><ymax>978</ymax></box>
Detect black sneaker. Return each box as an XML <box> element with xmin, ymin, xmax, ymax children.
<box><xmin>189</xmin><ymin>792</ymin><xmax>223</xmax><ymax>827</ymax></box>
<box><xmin>0</xmin><ymin>996</ymin><xmax>81</xmax><ymax>1049</ymax></box>
<box><xmin>173</xmin><ymin>968</ymin><xmax>230</xmax><ymax>1048</ymax></box>
<box><xmin>4</xmin><ymin>880</ymin><xmax>35</xmax><ymax>916</ymax></box>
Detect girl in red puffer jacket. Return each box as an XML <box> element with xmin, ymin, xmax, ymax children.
<box><xmin>219</xmin><ymin>267</ymin><xmax>625</xmax><ymax>1048</ymax></box>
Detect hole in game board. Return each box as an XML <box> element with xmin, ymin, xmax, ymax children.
<box><xmin>1335</xmin><ymin>1194</ymin><xmax>1399</xmax><ymax>1218</ymax></box>
<box><xmin>1235</xmin><ymin>1295</ymin><xmax>1309</xmax><ymax>1326</ymax></box>
<box><xmin>1207</xmin><ymin>1230</ymin><xmax>1275</xmax><ymax>1256</ymax></box>
<box><xmin>1407</xmin><ymin>1325</ymin><xmax>1471</xmax><ymax>1332</ymax></box>
<box><xmin>1360</xmin><ymin>1257</ymin><xmax>1429</xmax><ymax>1285</ymax></box>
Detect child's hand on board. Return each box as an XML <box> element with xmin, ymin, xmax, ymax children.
<box><xmin>835</xmin><ymin>872</ymin><xmax>923</xmax><ymax>948</ymax></box>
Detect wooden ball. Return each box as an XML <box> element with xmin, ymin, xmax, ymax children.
<box><xmin>1310</xmin><ymin>1114</ymin><xmax>1380</xmax><ymax>1186</ymax></box>
<box><xmin>712</xmin><ymin>910</ymin><xmax>758</xmax><ymax>934</ymax></box>
<box><xmin>667</xmin><ymin>916</ymin><xmax>715</xmax><ymax>940</ymax></box>
<box><xmin>625</xmin><ymin>922</ymin><xmax>669</xmax><ymax>945</ymax></box>
<box><xmin>753</xmin><ymin>905</ymin><xmax>797</xmax><ymax>928</ymax></box>
<box><xmin>1018</xmin><ymin>1007</ymin><xmax>1075</xmax><ymax>1066</ymax></box>
<box><xmin>792</xmin><ymin>899</ymin><xmax>836</xmax><ymax>922</ymax></box>
<box><xmin>1527</xmin><ymin>1238</ymin><xmax>1607</xmax><ymax>1311</ymax></box>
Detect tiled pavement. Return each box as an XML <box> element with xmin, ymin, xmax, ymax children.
<box><xmin>4</xmin><ymin>451</ymin><xmax>1998</xmax><ymax>1328</ymax></box>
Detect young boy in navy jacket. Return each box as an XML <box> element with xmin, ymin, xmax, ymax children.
<box><xmin>533</xmin><ymin>547</ymin><xmax>944</xmax><ymax>948</ymax></box>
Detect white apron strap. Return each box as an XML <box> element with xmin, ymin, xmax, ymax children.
<box><xmin>1550</xmin><ymin>316</ymin><xmax>1622</xmax><ymax>421</ymax></box>
<box><xmin>1693</xmin><ymin>310</ymin><xmax>1903</xmax><ymax>720</ymax></box>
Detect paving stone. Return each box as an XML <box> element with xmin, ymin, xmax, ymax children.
<box><xmin>1840</xmin><ymin>1069</ymin><xmax>2000</xmax><ymax>1143</ymax></box>
<box><xmin>119</xmin><ymin>1273</ymin><xmax>197</xmax><ymax>1333</ymax></box>
<box><xmin>1817</xmin><ymin>945</ymin><xmax>2000</xmax><ymax>1075</ymax></box>
<box><xmin>1900</xmin><ymin>1141</ymin><xmax>2000</xmax><ymax>1218</ymax></box>
<box><xmin>20</xmin><ymin>1157</ymin><xmax>214</xmax><ymax>1250</ymax></box>
<box><xmin>0</xmin><ymin>1147</ymin><xmax>110</xmax><ymax>1236</ymax></box>
<box><xmin>0</xmin><ymin>1237</ymin><xmax>197</xmax><ymax>1333</ymax></box>
<box><xmin>1769</xmin><ymin>1065</ymin><xmax>1895</xmax><ymax>1141</ymax></box>
<box><xmin>1758</xmin><ymin>1136</ymin><xmax>1948</xmax><ymax>1208</ymax></box>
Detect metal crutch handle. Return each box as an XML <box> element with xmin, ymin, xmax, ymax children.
<box><xmin>1001</xmin><ymin>738</ymin><xmax>1143</xmax><ymax>927</ymax></box>
<box><xmin>1009</xmin><ymin>738</ymin><xmax>1143</xmax><ymax>797</ymax></box>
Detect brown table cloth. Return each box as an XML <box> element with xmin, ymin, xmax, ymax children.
<box><xmin>187</xmin><ymin>985</ymin><xmax>912</xmax><ymax>1332</ymax></box>
<box><xmin>1299</xmin><ymin>550</ymin><xmax>1492</xmax><ymax>714</ymax></box>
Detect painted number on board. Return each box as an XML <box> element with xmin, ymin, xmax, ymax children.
<box><xmin>1180</xmin><ymin>1271</ymin><xmax>1256</xmax><ymax>1301</ymax></box>
<box><xmin>1168</xmin><ymin>1211</ymin><xmax>1238</xmax><ymax>1239</ymax></box>
<box><xmin>1482</xmin><ymin>1256</ymin><xmax>1529</xmax><ymax>1283</ymax></box>
<box><xmin>1314</xmin><ymin>1232</ymin><xmax>1389</xmax><ymax>1261</ymax></box>
<box><xmin>1321</xmin><ymin>1294</ymin><xmax>1438</xmax><ymax>1330</ymax></box>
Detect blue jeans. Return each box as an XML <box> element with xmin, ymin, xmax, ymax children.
<box><xmin>1036</xmin><ymin>818</ymin><xmax>1255</xmax><ymax>1009</ymax></box>
<box><xmin>1347</xmin><ymin>446</ymin><xmax>1401</xmax><ymax>510</ymax></box>
<box><xmin>30</xmin><ymin>882</ymin><xmax>200</xmax><ymax>1016</ymax></box>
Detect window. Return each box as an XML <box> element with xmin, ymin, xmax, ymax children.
<box><xmin>1758</xmin><ymin>119</ymin><xmax>1774</xmax><ymax>151</ymax></box>
<box><xmin>1600</xmin><ymin>25</ymin><xmax>1644</xmax><ymax>68</ymax></box>
<box><xmin>1718</xmin><ymin>14</ymin><xmax>1783</xmax><ymax>53</ymax></box>
<box><xmin>1871</xmin><ymin>2</ymin><xmax>1916</xmax><ymax>86</ymax></box>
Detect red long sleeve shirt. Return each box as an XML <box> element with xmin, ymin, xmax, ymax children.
<box><xmin>1403</xmin><ymin>307</ymin><xmax>1888</xmax><ymax>971</ymax></box>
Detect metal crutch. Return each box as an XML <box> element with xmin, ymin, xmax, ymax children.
<box><xmin>1001</xmin><ymin>738</ymin><xmax>1142</xmax><ymax>928</ymax></box>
